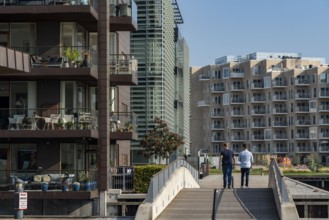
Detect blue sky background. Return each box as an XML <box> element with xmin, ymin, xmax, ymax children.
<box><xmin>178</xmin><ymin>0</ymin><xmax>329</xmax><ymax>66</ymax></box>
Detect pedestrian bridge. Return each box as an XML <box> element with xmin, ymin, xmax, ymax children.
<box><xmin>136</xmin><ymin>159</ymin><xmax>329</xmax><ymax>220</ymax></box>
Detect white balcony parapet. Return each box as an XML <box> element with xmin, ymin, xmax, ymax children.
<box><xmin>251</xmin><ymin>96</ymin><xmax>266</xmax><ymax>102</ymax></box>
<box><xmin>197</xmin><ymin>100</ymin><xmax>210</xmax><ymax>107</ymax></box>
<box><xmin>295</xmin><ymin>93</ymin><xmax>311</xmax><ymax>99</ymax></box>
<box><xmin>251</xmin><ymin>122</ymin><xmax>266</xmax><ymax>128</ymax></box>
<box><xmin>199</xmin><ymin>75</ymin><xmax>210</xmax><ymax>81</ymax></box>
<box><xmin>251</xmin><ymin>109</ymin><xmax>266</xmax><ymax>115</ymax></box>
<box><xmin>273</xmin><ymin>134</ymin><xmax>288</xmax><ymax>140</ymax></box>
<box><xmin>230</xmin><ymin>72</ymin><xmax>244</xmax><ymax>78</ymax></box>
<box><xmin>273</xmin><ymin>108</ymin><xmax>288</xmax><ymax>114</ymax></box>
<box><xmin>273</xmin><ymin>95</ymin><xmax>287</xmax><ymax>101</ymax></box>
<box><xmin>295</xmin><ymin>79</ymin><xmax>311</xmax><ymax>85</ymax></box>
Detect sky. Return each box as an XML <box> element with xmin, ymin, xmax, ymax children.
<box><xmin>178</xmin><ymin>0</ymin><xmax>329</xmax><ymax>67</ymax></box>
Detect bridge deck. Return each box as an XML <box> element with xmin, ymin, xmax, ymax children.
<box><xmin>156</xmin><ymin>174</ymin><xmax>279</xmax><ymax>220</ymax></box>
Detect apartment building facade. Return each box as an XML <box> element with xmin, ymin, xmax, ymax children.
<box><xmin>131</xmin><ymin>0</ymin><xmax>190</xmax><ymax>164</ymax></box>
<box><xmin>0</xmin><ymin>0</ymin><xmax>137</xmax><ymax>217</ymax></box>
<box><xmin>191</xmin><ymin>52</ymin><xmax>329</xmax><ymax>165</ymax></box>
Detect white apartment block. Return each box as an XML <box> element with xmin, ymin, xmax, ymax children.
<box><xmin>191</xmin><ymin>52</ymin><xmax>329</xmax><ymax>165</ymax></box>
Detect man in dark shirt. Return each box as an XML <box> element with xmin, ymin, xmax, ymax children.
<box><xmin>220</xmin><ymin>143</ymin><xmax>235</xmax><ymax>188</ymax></box>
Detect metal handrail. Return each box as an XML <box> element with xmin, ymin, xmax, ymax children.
<box><xmin>145</xmin><ymin>159</ymin><xmax>198</xmax><ymax>202</ymax></box>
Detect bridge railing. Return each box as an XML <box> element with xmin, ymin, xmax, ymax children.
<box><xmin>146</xmin><ymin>159</ymin><xmax>198</xmax><ymax>202</ymax></box>
<box><xmin>268</xmin><ymin>158</ymin><xmax>299</xmax><ymax>219</ymax></box>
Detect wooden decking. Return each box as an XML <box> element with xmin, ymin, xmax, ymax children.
<box><xmin>156</xmin><ymin>174</ymin><xmax>280</xmax><ymax>220</ymax></box>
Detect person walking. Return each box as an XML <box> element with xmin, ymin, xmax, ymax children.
<box><xmin>238</xmin><ymin>144</ymin><xmax>254</xmax><ymax>188</ymax></box>
<box><xmin>220</xmin><ymin>143</ymin><xmax>235</xmax><ymax>189</ymax></box>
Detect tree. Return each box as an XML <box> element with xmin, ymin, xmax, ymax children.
<box><xmin>138</xmin><ymin>117</ymin><xmax>184</xmax><ymax>164</ymax></box>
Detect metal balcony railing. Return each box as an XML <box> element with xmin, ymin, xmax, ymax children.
<box><xmin>319</xmin><ymin>105</ymin><xmax>329</xmax><ymax>111</ymax></box>
<box><xmin>251</xmin><ymin>109</ymin><xmax>266</xmax><ymax>115</ymax></box>
<box><xmin>295</xmin><ymin>78</ymin><xmax>311</xmax><ymax>85</ymax></box>
<box><xmin>109</xmin><ymin>111</ymin><xmax>136</xmax><ymax>132</ymax></box>
<box><xmin>110</xmin><ymin>166</ymin><xmax>134</xmax><ymax>191</ymax></box>
<box><xmin>273</xmin><ymin>134</ymin><xmax>288</xmax><ymax>140</ymax></box>
<box><xmin>109</xmin><ymin>54</ymin><xmax>137</xmax><ymax>75</ymax></box>
<box><xmin>272</xmin><ymin>108</ymin><xmax>288</xmax><ymax>114</ymax></box>
<box><xmin>272</xmin><ymin>80</ymin><xmax>287</xmax><ymax>87</ymax></box>
<box><xmin>109</xmin><ymin>0</ymin><xmax>137</xmax><ymax>22</ymax></box>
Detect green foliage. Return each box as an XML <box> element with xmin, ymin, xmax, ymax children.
<box><xmin>65</xmin><ymin>47</ymin><xmax>80</xmax><ymax>62</ymax></box>
<box><xmin>306</xmin><ymin>153</ymin><xmax>319</xmax><ymax>172</ymax></box>
<box><xmin>134</xmin><ymin>164</ymin><xmax>165</xmax><ymax>193</ymax></box>
<box><xmin>138</xmin><ymin>117</ymin><xmax>184</xmax><ymax>162</ymax></box>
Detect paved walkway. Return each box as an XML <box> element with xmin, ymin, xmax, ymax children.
<box><xmin>199</xmin><ymin>173</ymin><xmax>269</xmax><ymax>189</ymax></box>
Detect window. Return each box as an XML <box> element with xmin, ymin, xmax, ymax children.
<box><xmin>11</xmin><ymin>144</ymin><xmax>37</xmax><ymax>171</ymax></box>
<box><xmin>223</xmin><ymin>94</ymin><xmax>229</xmax><ymax>105</ymax></box>
<box><xmin>264</xmin><ymin>77</ymin><xmax>271</xmax><ymax>88</ymax></box>
<box><xmin>223</xmin><ymin>68</ymin><xmax>229</xmax><ymax>79</ymax></box>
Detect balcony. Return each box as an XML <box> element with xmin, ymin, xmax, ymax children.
<box><xmin>295</xmin><ymin>106</ymin><xmax>310</xmax><ymax>113</ymax></box>
<box><xmin>109</xmin><ymin>54</ymin><xmax>138</xmax><ymax>86</ymax></box>
<box><xmin>319</xmin><ymin>105</ymin><xmax>329</xmax><ymax>112</ymax></box>
<box><xmin>0</xmin><ymin>0</ymin><xmax>98</xmax><ymax>31</ymax></box>
<box><xmin>272</xmin><ymin>94</ymin><xmax>287</xmax><ymax>101</ymax></box>
<box><xmin>230</xmin><ymin>72</ymin><xmax>244</xmax><ymax>78</ymax></box>
<box><xmin>230</xmin><ymin>85</ymin><xmax>244</xmax><ymax>91</ymax></box>
<box><xmin>251</xmin><ymin>108</ymin><xmax>266</xmax><ymax>115</ymax></box>
<box><xmin>197</xmin><ymin>100</ymin><xmax>210</xmax><ymax>107</ymax></box>
<box><xmin>231</xmin><ymin>110</ymin><xmax>244</xmax><ymax>117</ymax></box>
<box><xmin>295</xmin><ymin>133</ymin><xmax>310</xmax><ymax>140</ymax></box>
<box><xmin>252</xmin><ymin>146</ymin><xmax>268</xmax><ymax>154</ymax></box>
<box><xmin>212</xmin><ymin>136</ymin><xmax>225</xmax><ymax>142</ymax></box>
<box><xmin>295</xmin><ymin>120</ymin><xmax>311</xmax><ymax>126</ymax></box>
<box><xmin>251</xmin><ymin>122</ymin><xmax>266</xmax><ymax>128</ymax></box>
<box><xmin>319</xmin><ymin>133</ymin><xmax>329</xmax><ymax>139</ymax></box>
<box><xmin>272</xmin><ymin>146</ymin><xmax>288</xmax><ymax>154</ymax></box>
<box><xmin>273</xmin><ymin>121</ymin><xmax>288</xmax><ymax>127</ymax></box>
<box><xmin>211</xmin><ymin>124</ymin><xmax>225</xmax><ymax>130</ymax></box>
<box><xmin>211</xmin><ymin>112</ymin><xmax>225</xmax><ymax>117</ymax></box>
<box><xmin>272</xmin><ymin>80</ymin><xmax>287</xmax><ymax>87</ymax></box>
<box><xmin>199</xmin><ymin>75</ymin><xmax>210</xmax><ymax>81</ymax></box>
<box><xmin>319</xmin><ymin>119</ymin><xmax>329</xmax><ymax>125</ymax></box>
<box><xmin>110</xmin><ymin>111</ymin><xmax>137</xmax><ymax>140</ymax></box>
<box><xmin>319</xmin><ymin>91</ymin><xmax>329</xmax><ymax>98</ymax></box>
<box><xmin>0</xmin><ymin>108</ymin><xmax>98</xmax><ymax>139</ymax></box>
<box><xmin>272</xmin><ymin>108</ymin><xmax>288</xmax><ymax>114</ymax></box>
<box><xmin>211</xmin><ymin>86</ymin><xmax>225</xmax><ymax>93</ymax></box>
<box><xmin>0</xmin><ymin>46</ymin><xmax>30</xmax><ymax>73</ymax></box>
<box><xmin>251</xmin><ymin>83</ymin><xmax>264</xmax><ymax>89</ymax></box>
<box><xmin>231</xmin><ymin>97</ymin><xmax>245</xmax><ymax>104</ymax></box>
<box><xmin>295</xmin><ymin>93</ymin><xmax>310</xmax><ymax>100</ymax></box>
<box><xmin>273</xmin><ymin>134</ymin><xmax>288</xmax><ymax>140</ymax></box>
<box><xmin>295</xmin><ymin>78</ymin><xmax>311</xmax><ymax>86</ymax></box>
<box><xmin>230</xmin><ymin>123</ymin><xmax>245</xmax><ymax>129</ymax></box>
<box><xmin>319</xmin><ymin>145</ymin><xmax>329</xmax><ymax>153</ymax></box>
<box><xmin>230</xmin><ymin>135</ymin><xmax>245</xmax><ymax>141</ymax></box>
<box><xmin>251</xmin><ymin>135</ymin><xmax>264</xmax><ymax>141</ymax></box>
<box><xmin>109</xmin><ymin>0</ymin><xmax>137</xmax><ymax>32</ymax></box>
<box><xmin>251</xmin><ymin>96</ymin><xmax>266</xmax><ymax>103</ymax></box>
<box><xmin>296</xmin><ymin>146</ymin><xmax>312</xmax><ymax>153</ymax></box>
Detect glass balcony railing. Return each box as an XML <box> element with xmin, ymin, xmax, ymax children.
<box><xmin>0</xmin><ymin>169</ymin><xmax>98</xmax><ymax>192</ymax></box>
<box><xmin>1</xmin><ymin>0</ymin><xmax>97</xmax><ymax>7</ymax></box>
<box><xmin>109</xmin><ymin>0</ymin><xmax>137</xmax><ymax>22</ymax></box>
<box><xmin>0</xmin><ymin>108</ymin><xmax>98</xmax><ymax>130</ymax></box>
<box><xmin>109</xmin><ymin>111</ymin><xmax>136</xmax><ymax>132</ymax></box>
<box><xmin>12</xmin><ymin>46</ymin><xmax>97</xmax><ymax>69</ymax></box>
<box><xmin>109</xmin><ymin>54</ymin><xmax>137</xmax><ymax>75</ymax></box>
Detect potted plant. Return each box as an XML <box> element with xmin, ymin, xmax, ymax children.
<box><xmin>56</xmin><ymin>117</ymin><xmax>65</xmax><ymax>130</ymax></box>
<box><xmin>72</xmin><ymin>182</ymin><xmax>80</xmax><ymax>191</ymax></box>
<box><xmin>64</xmin><ymin>47</ymin><xmax>80</xmax><ymax>67</ymax></box>
<box><xmin>66</xmin><ymin>121</ymin><xmax>74</xmax><ymax>130</ymax></box>
<box><xmin>41</xmin><ymin>182</ymin><xmax>49</xmax><ymax>192</ymax></box>
<box><xmin>124</xmin><ymin>121</ymin><xmax>133</xmax><ymax>132</ymax></box>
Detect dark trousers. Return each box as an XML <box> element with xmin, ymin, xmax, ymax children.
<box><xmin>240</xmin><ymin>168</ymin><xmax>250</xmax><ymax>187</ymax></box>
<box><xmin>222</xmin><ymin>165</ymin><xmax>232</xmax><ymax>188</ymax></box>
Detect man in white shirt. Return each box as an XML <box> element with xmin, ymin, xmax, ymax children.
<box><xmin>238</xmin><ymin>144</ymin><xmax>253</xmax><ymax>188</ymax></box>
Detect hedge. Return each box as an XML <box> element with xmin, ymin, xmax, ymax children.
<box><xmin>134</xmin><ymin>164</ymin><xmax>166</xmax><ymax>193</ymax></box>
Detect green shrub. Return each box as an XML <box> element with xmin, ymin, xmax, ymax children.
<box><xmin>134</xmin><ymin>164</ymin><xmax>165</xmax><ymax>193</ymax></box>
